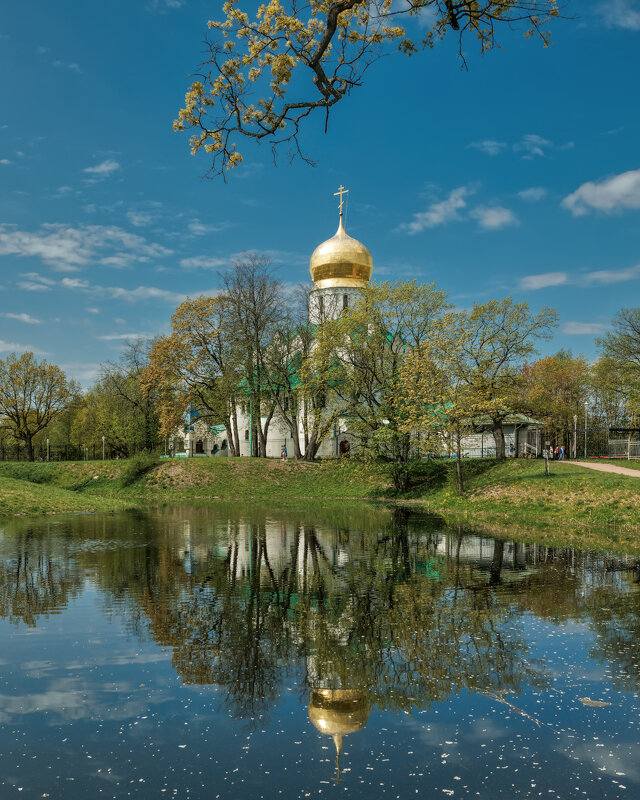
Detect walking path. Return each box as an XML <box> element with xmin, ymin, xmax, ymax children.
<box><xmin>559</xmin><ymin>461</ymin><xmax>640</xmax><ymax>478</ymax></box>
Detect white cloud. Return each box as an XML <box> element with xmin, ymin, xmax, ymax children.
<box><xmin>105</xmin><ymin>285</ymin><xmax>187</xmax><ymax>303</ymax></box>
<box><xmin>16</xmin><ymin>272</ymin><xmax>56</xmax><ymax>291</ymax></box>
<box><xmin>599</xmin><ymin>0</ymin><xmax>640</xmax><ymax>30</ymax></box>
<box><xmin>467</xmin><ymin>139</ymin><xmax>507</xmax><ymax>156</ymax></box>
<box><xmin>399</xmin><ymin>187</ymin><xmax>472</xmax><ymax>234</ymax></box>
<box><xmin>0</xmin><ymin>158</ymin><xmax>11</xmax><ymax>166</ymax></box>
<box><xmin>179</xmin><ymin>255</ymin><xmax>227</xmax><ymax>269</ymax></box>
<box><xmin>514</xmin><ymin>134</ymin><xmax>553</xmax><ymax>159</ymax></box>
<box><xmin>53</xmin><ymin>60</ymin><xmax>83</xmax><ymax>74</ymax></box>
<box><xmin>562</xmin><ymin>168</ymin><xmax>640</xmax><ymax>216</ymax></box>
<box><xmin>519</xmin><ymin>272</ymin><xmax>569</xmax><ymax>290</ymax></box>
<box><xmin>0</xmin><ymin>340</ymin><xmax>47</xmax><ymax>355</ymax></box>
<box><xmin>0</xmin><ymin>223</ymin><xmax>172</xmax><ymax>272</ymax></box>
<box><xmin>61</xmin><ymin>277</ymin><xmax>90</xmax><ymax>290</ymax></box>
<box><xmin>563</xmin><ymin>322</ymin><xmax>609</xmax><ymax>335</ymax></box>
<box><xmin>470</xmin><ymin>205</ymin><xmax>518</xmax><ymax>230</ymax></box>
<box><xmin>517</xmin><ymin>187</ymin><xmax>548</xmax><ymax>202</ymax></box>
<box><xmin>127</xmin><ymin>210</ymin><xmax>153</xmax><ymax>227</ymax></box>
<box><xmin>86</xmin><ymin>307</ymin><xmax>100</xmax><ymax>314</ymax></box>
<box><xmin>187</xmin><ymin>219</ymin><xmax>232</xmax><ymax>236</ymax></box>
<box><xmin>83</xmin><ymin>159</ymin><xmax>120</xmax><ymax>177</ymax></box>
<box><xmin>2</xmin><ymin>312</ymin><xmax>42</xmax><ymax>324</ymax></box>
<box><xmin>148</xmin><ymin>0</ymin><xmax>186</xmax><ymax>9</ymax></box>
<box><xmin>97</xmin><ymin>332</ymin><xmax>154</xmax><ymax>341</ymax></box>
<box><xmin>583</xmin><ymin>264</ymin><xmax>640</xmax><ymax>284</ymax></box>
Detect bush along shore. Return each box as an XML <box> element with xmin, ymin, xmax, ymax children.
<box><xmin>0</xmin><ymin>456</ymin><xmax>638</xmax><ymax>553</ymax></box>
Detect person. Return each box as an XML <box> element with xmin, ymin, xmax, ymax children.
<box><xmin>554</xmin><ymin>446</ymin><xmax>559</xmax><ymax>460</ymax></box>
<box><xmin>559</xmin><ymin>445</ymin><xmax>565</xmax><ymax>460</ymax></box>
<box><xmin>509</xmin><ymin>442</ymin><xmax>515</xmax><ymax>457</ymax></box>
<box><xmin>283</xmin><ymin>443</ymin><xmax>287</xmax><ymax>459</ymax></box>
<box><xmin>280</xmin><ymin>445</ymin><xmax>285</xmax><ymax>460</ymax></box>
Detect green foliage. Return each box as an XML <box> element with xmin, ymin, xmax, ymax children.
<box><xmin>119</xmin><ymin>454</ymin><xmax>158</xmax><ymax>488</ymax></box>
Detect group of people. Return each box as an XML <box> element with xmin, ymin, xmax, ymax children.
<box><xmin>544</xmin><ymin>445</ymin><xmax>566</xmax><ymax>460</ymax></box>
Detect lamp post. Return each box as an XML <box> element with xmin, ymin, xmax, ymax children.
<box><xmin>573</xmin><ymin>415</ymin><xmax>577</xmax><ymax>459</ymax></box>
<box><xmin>46</xmin><ymin>437</ymin><xmax>49</xmax><ymax>462</ymax></box>
<box><xmin>584</xmin><ymin>401</ymin><xmax>588</xmax><ymax>458</ymax></box>
<box><xmin>102</xmin><ymin>435</ymin><xmax>105</xmax><ymax>460</ymax></box>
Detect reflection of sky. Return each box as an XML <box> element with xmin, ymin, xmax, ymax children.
<box><xmin>0</xmin><ymin>510</ymin><xmax>638</xmax><ymax>799</ymax></box>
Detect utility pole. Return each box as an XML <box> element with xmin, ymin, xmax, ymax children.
<box><xmin>584</xmin><ymin>401</ymin><xmax>588</xmax><ymax>458</ymax></box>
<box><xmin>573</xmin><ymin>415</ymin><xmax>577</xmax><ymax>459</ymax></box>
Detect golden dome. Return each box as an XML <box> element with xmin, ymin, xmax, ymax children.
<box><xmin>308</xmin><ymin>689</ymin><xmax>370</xmax><ymax>755</ymax></box>
<box><xmin>309</xmin><ymin>216</ymin><xmax>373</xmax><ymax>289</ymax></box>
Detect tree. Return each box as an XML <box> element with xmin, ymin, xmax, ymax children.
<box><xmin>175</xmin><ymin>0</ymin><xmax>560</xmax><ymax>176</ymax></box>
<box><xmin>400</xmin><ymin>314</ymin><xmax>480</xmax><ymax>495</ymax></box>
<box><xmin>454</xmin><ymin>298</ymin><xmax>557</xmax><ymax>459</ymax></box>
<box><xmin>0</xmin><ymin>352</ymin><xmax>78</xmax><ymax>461</ymax></box>
<box><xmin>518</xmin><ymin>350</ymin><xmax>590</xmax><ymax>454</ymax></box>
<box><xmin>221</xmin><ymin>255</ymin><xmax>283</xmax><ymax>458</ymax></box>
<box><xmin>145</xmin><ymin>295</ymin><xmax>243</xmax><ymax>456</ymax></box>
<box><xmin>302</xmin><ymin>280</ymin><xmax>451</xmax><ymax>485</ymax></box>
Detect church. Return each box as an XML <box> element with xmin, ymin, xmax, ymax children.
<box><xmin>172</xmin><ymin>188</ymin><xmax>542</xmax><ymax>460</ymax></box>
<box><xmin>173</xmin><ymin>186</ymin><xmax>370</xmax><ymax>459</ymax></box>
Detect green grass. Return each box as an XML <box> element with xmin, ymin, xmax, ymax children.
<box><xmin>1</xmin><ymin>457</ymin><xmax>639</xmax><ymax>552</ymax></box>
<box><xmin>0</xmin><ymin>474</ymin><xmax>131</xmax><ymax>517</ymax></box>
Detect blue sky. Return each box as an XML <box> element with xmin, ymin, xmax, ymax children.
<box><xmin>1</xmin><ymin>0</ymin><xmax>639</xmax><ymax>383</ymax></box>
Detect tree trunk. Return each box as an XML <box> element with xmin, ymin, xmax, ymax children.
<box><xmin>25</xmin><ymin>434</ymin><xmax>34</xmax><ymax>462</ymax></box>
<box><xmin>231</xmin><ymin>405</ymin><xmax>240</xmax><ymax>457</ymax></box>
<box><xmin>492</xmin><ymin>419</ymin><xmax>506</xmax><ymax>459</ymax></box>
<box><xmin>489</xmin><ymin>539</ymin><xmax>505</xmax><ymax>586</ymax></box>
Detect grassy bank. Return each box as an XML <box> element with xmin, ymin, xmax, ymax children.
<box><xmin>0</xmin><ymin>457</ymin><xmax>638</xmax><ymax>552</ymax></box>
<box><xmin>0</xmin><ymin>474</ymin><xmax>133</xmax><ymax>517</ymax></box>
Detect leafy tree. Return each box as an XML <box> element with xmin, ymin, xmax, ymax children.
<box><xmin>175</xmin><ymin>0</ymin><xmax>560</xmax><ymax>176</ymax></box>
<box><xmin>454</xmin><ymin>298</ymin><xmax>557</xmax><ymax>459</ymax></box>
<box><xmin>302</xmin><ymin>280</ymin><xmax>451</xmax><ymax>485</ymax></box>
<box><xmin>145</xmin><ymin>296</ymin><xmax>243</xmax><ymax>456</ymax></box>
<box><xmin>0</xmin><ymin>352</ymin><xmax>78</xmax><ymax>461</ymax></box>
<box><xmin>518</xmin><ymin>350</ymin><xmax>590</xmax><ymax>454</ymax></box>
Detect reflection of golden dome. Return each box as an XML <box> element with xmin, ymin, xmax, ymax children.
<box><xmin>309</xmin><ymin>216</ymin><xmax>373</xmax><ymax>290</ymax></box>
<box><xmin>308</xmin><ymin>689</ymin><xmax>370</xmax><ymax>756</ymax></box>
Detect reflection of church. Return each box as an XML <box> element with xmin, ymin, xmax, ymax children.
<box><xmin>173</xmin><ymin>187</ymin><xmax>372</xmax><ymax>459</ymax></box>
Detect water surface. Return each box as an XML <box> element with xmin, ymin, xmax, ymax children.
<box><xmin>0</xmin><ymin>504</ymin><xmax>638</xmax><ymax>799</ymax></box>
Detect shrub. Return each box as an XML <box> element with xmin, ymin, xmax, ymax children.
<box><xmin>119</xmin><ymin>453</ymin><xmax>157</xmax><ymax>488</ymax></box>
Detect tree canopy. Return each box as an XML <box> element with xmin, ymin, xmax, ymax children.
<box><xmin>175</xmin><ymin>0</ymin><xmax>561</xmax><ymax>176</ymax></box>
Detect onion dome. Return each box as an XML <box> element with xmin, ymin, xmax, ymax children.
<box><xmin>309</xmin><ymin>215</ymin><xmax>373</xmax><ymax>290</ymax></box>
<box><xmin>308</xmin><ymin>689</ymin><xmax>370</xmax><ymax>756</ymax></box>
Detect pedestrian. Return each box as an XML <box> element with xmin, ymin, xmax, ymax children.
<box><xmin>283</xmin><ymin>443</ymin><xmax>287</xmax><ymax>460</ymax></box>
<box><xmin>554</xmin><ymin>446</ymin><xmax>559</xmax><ymax>460</ymax></box>
<box><xmin>559</xmin><ymin>445</ymin><xmax>565</xmax><ymax>461</ymax></box>
<box><xmin>280</xmin><ymin>445</ymin><xmax>285</xmax><ymax>460</ymax></box>
<box><xmin>509</xmin><ymin>442</ymin><xmax>515</xmax><ymax>457</ymax></box>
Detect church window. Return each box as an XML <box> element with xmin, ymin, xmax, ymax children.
<box><xmin>244</xmin><ymin>429</ymin><xmax>249</xmax><ymax>440</ymax></box>
<box><xmin>319</xmin><ymin>295</ymin><xmax>324</xmax><ymax>319</ymax></box>
<box><xmin>343</xmin><ymin>294</ymin><xmax>349</xmax><ymax>310</ymax></box>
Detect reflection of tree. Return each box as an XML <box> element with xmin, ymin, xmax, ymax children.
<box><xmin>0</xmin><ymin>525</ymin><xmax>83</xmax><ymax>626</ymax></box>
<box><xmin>5</xmin><ymin>505</ymin><xmax>640</xmax><ymax>724</ymax></box>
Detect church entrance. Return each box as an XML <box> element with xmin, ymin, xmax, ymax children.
<box><xmin>195</xmin><ymin>440</ymin><xmax>204</xmax><ymax>454</ymax></box>
<box><xmin>339</xmin><ymin>440</ymin><xmax>350</xmax><ymax>457</ymax></box>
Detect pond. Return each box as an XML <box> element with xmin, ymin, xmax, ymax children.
<box><xmin>0</xmin><ymin>504</ymin><xmax>638</xmax><ymax>799</ymax></box>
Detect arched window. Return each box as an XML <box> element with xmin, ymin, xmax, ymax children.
<box><xmin>319</xmin><ymin>295</ymin><xmax>325</xmax><ymax>319</ymax></box>
<box><xmin>244</xmin><ymin>429</ymin><xmax>249</xmax><ymax>440</ymax></box>
<box><xmin>221</xmin><ymin>439</ymin><xmax>228</xmax><ymax>450</ymax></box>
<box><xmin>343</xmin><ymin>294</ymin><xmax>349</xmax><ymax>310</ymax></box>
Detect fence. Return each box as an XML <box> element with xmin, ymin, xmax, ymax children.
<box><xmin>0</xmin><ymin>443</ymin><xmax>153</xmax><ymax>462</ymax></box>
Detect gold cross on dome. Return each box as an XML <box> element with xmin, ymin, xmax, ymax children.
<box><xmin>333</xmin><ymin>184</ymin><xmax>349</xmax><ymax>216</ymax></box>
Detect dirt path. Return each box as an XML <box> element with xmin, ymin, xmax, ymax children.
<box><xmin>559</xmin><ymin>461</ymin><xmax>640</xmax><ymax>478</ymax></box>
